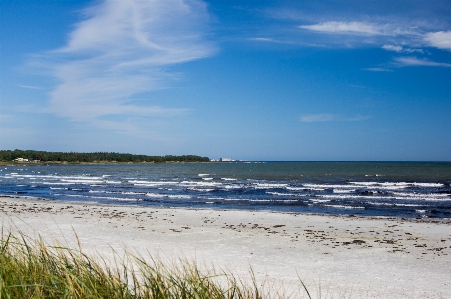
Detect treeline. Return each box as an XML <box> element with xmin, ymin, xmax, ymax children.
<box><xmin>0</xmin><ymin>149</ymin><xmax>210</xmax><ymax>163</ymax></box>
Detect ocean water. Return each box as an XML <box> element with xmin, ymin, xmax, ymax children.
<box><xmin>1</xmin><ymin>162</ymin><xmax>450</xmax><ymax>219</ymax></box>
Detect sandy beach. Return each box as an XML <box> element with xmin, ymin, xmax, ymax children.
<box><xmin>1</xmin><ymin>196</ymin><xmax>450</xmax><ymax>298</ymax></box>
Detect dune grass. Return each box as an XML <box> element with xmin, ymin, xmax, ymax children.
<box><xmin>0</xmin><ymin>230</ymin><xmax>312</xmax><ymax>299</ymax></box>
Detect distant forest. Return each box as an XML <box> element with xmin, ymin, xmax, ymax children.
<box><xmin>0</xmin><ymin>149</ymin><xmax>210</xmax><ymax>163</ymax></box>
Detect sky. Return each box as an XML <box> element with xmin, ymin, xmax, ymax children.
<box><xmin>1</xmin><ymin>0</ymin><xmax>451</xmax><ymax>161</ymax></box>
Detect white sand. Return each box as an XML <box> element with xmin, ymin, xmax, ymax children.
<box><xmin>1</xmin><ymin>196</ymin><xmax>450</xmax><ymax>298</ymax></box>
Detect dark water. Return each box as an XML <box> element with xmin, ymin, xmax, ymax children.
<box><xmin>1</xmin><ymin>162</ymin><xmax>450</xmax><ymax>219</ymax></box>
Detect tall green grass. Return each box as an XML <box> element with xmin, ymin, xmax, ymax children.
<box><xmin>0</xmin><ymin>230</ymin><xmax>312</xmax><ymax>299</ymax></box>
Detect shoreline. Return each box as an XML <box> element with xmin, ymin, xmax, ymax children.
<box><xmin>1</xmin><ymin>194</ymin><xmax>450</xmax><ymax>224</ymax></box>
<box><xmin>0</xmin><ymin>161</ymin><xmax>213</xmax><ymax>166</ymax></box>
<box><xmin>1</xmin><ymin>196</ymin><xmax>450</xmax><ymax>298</ymax></box>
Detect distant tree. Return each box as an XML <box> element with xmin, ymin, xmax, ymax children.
<box><xmin>0</xmin><ymin>150</ymin><xmax>210</xmax><ymax>163</ymax></box>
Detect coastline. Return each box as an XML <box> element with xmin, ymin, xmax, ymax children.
<box><xmin>0</xmin><ymin>161</ymin><xmax>213</xmax><ymax>166</ymax></box>
<box><xmin>1</xmin><ymin>195</ymin><xmax>450</xmax><ymax>298</ymax></box>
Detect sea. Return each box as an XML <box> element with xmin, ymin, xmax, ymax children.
<box><xmin>1</xmin><ymin>162</ymin><xmax>450</xmax><ymax>219</ymax></box>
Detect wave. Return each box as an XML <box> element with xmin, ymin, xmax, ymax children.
<box><xmin>323</xmin><ymin>204</ymin><xmax>365</xmax><ymax>209</ymax></box>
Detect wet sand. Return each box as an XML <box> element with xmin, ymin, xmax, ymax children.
<box><xmin>1</xmin><ymin>196</ymin><xmax>450</xmax><ymax>298</ymax></box>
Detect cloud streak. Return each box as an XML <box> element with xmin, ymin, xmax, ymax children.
<box><xmin>38</xmin><ymin>0</ymin><xmax>215</xmax><ymax>132</ymax></box>
<box><xmin>296</xmin><ymin>18</ymin><xmax>451</xmax><ymax>69</ymax></box>
<box><xmin>300</xmin><ymin>21</ymin><xmax>385</xmax><ymax>35</ymax></box>
<box><xmin>300</xmin><ymin>114</ymin><xmax>370</xmax><ymax>123</ymax></box>
<box><xmin>16</xmin><ymin>84</ymin><xmax>45</xmax><ymax>90</ymax></box>
<box><xmin>394</xmin><ymin>57</ymin><xmax>451</xmax><ymax>67</ymax></box>
<box><xmin>382</xmin><ymin>44</ymin><xmax>423</xmax><ymax>54</ymax></box>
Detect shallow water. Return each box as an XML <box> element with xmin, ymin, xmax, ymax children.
<box><xmin>1</xmin><ymin>162</ymin><xmax>450</xmax><ymax>219</ymax></box>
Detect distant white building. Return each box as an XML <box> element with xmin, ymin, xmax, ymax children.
<box><xmin>14</xmin><ymin>158</ymin><xmax>28</xmax><ymax>162</ymax></box>
<box><xmin>220</xmin><ymin>157</ymin><xmax>232</xmax><ymax>162</ymax></box>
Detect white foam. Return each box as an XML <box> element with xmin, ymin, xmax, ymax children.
<box><xmin>122</xmin><ymin>191</ymin><xmax>146</xmax><ymax>195</ymax></box>
<box><xmin>358</xmin><ymin>181</ymin><xmax>444</xmax><ymax>189</ymax></box>
<box><xmin>349</xmin><ymin>182</ymin><xmax>379</xmax><ymax>186</ymax></box>
<box><xmin>221</xmin><ymin>178</ymin><xmax>236</xmax><ymax>181</ymax></box>
<box><xmin>412</xmin><ymin>182</ymin><xmax>444</xmax><ymax>187</ymax></box>
<box><xmin>129</xmin><ymin>180</ymin><xmax>178</xmax><ymax>185</ymax></box>
<box><xmin>303</xmin><ymin>184</ymin><xmax>355</xmax><ymax>189</ymax></box>
<box><xmin>167</xmin><ymin>194</ymin><xmax>191</xmax><ymax>199</ymax></box>
<box><xmin>144</xmin><ymin>193</ymin><xmax>191</xmax><ymax>199</ymax></box>
<box><xmin>61</xmin><ymin>179</ymin><xmax>104</xmax><ymax>184</ymax></box>
<box><xmin>310</xmin><ymin>199</ymin><xmax>332</xmax><ymax>203</ymax></box>
<box><xmin>395</xmin><ymin>203</ymin><xmax>423</xmax><ymax>207</ymax></box>
<box><xmin>43</xmin><ymin>182</ymin><xmax>76</xmax><ymax>185</ymax></box>
<box><xmin>253</xmin><ymin>183</ymin><xmax>288</xmax><ymax>189</ymax></box>
<box><xmin>266</xmin><ymin>192</ymin><xmax>310</xmax><ymax>197</ymax></box>
<box><xmin>145</xmin><ymin>193</ymin><xmax>161</xmax><ymax>197</ymax></box>
<box><xmin>248</xmin><ymin>199</ymin><xmax>274</xmax><ymax>202</ymax></box>
<box><xmin>348</xmin><ymin>182</ymin><xmax>418</xmax><ymax>190</ymax></box>
<box><xmin>391</xmin><ymin>192</ymin><xmax>449</xmax><ymax>198</ymax></box>
<box><xmin>187</xmin><ymin>187</ymin><xmax>216</xmax><ymax>192</ymax></box>
<box><xmin>323</xmin><ymin>204</ymin><xmax>365</xmax><ymax>209</ymax></box>
<box><xmin>318</xmin><ymin>194</ymin><xmax>451</xmax><ymax>202</ymax></box>
<box><xmin>180</xmin><ymin>180</ymin><xmax>221</xmax><ymax>186</ymax></box>
<box><xmin>105</xmin><ymin>180</ymin><xmax>122</xmax><ymax>184</ymax></box>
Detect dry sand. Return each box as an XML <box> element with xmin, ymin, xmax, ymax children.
<box><xmin>1</xmin><ymin>196</ymin><xmax>450</xmax><ymax>298</ymax></box>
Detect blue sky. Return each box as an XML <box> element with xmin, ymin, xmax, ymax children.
<box><xmin>1</xmin><ymin>0</ymin><xmax>451</xmax><ymax>161</ymax></box>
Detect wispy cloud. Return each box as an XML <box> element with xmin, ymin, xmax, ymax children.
<box><xmin>394</xmin><ymin>57</ymin><xmax>451</xmax><ymax>67</ymax></box>
<box><xmin>382</xmin><ymin>44</ymin><xmax>423</xmax><ymax>54</ymax></box>
<box><xmin>296</xmin><ymin>18</ymin><xmax>451</xmax><ymax>69</ymax></box>
<box><xmin>36</xmin><ymin>0</ymin><xmax>215</xmax><ymax>133</ymax></box>
<box><xmin>16</xmin><ymin>84</ymin><xmax>45</xmax><ymax>90</ymax></box>
<box><xmin>364</xmin><ymin>67</ymin><xmax>394</xmax><ymax>72</ymax></box>
<box><xmin>249</xmin><ymin>37</ymin><xmax>276</xmax><ymax>42</ymax></box>
<box><xmin>300</xmin><ymin>21</ymin><xmax>384</xmax><ymax>35</ymax></box>
<box><xmin>300</xmin><ymin>114</ymin><xmax>370</xmax><ymax>123</ymax></box>
<box><xmin>300</xmin><ymin>21</ymin><xmax>451</xmax><ymax>54</ymax></box>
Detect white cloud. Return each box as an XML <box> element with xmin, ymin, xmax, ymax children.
<box><xmin>382</xmin><ymin>44</ymin><xmax>423</xmax><ymax>53</ymax></box>
<box><xmin>424</xmin><ymin>31</ymin><xmax>451</xmax><ymax>50</ymax></box>
<box><xmin>39</xmin><ymin>0</ymin><xmax>215</xmax><ymax>130</ymax></box>
<box><xmin>250</xmin><ymin>37</ymin><xmax>275</xmax><ymax>42</ymax></box>
<box><xmin>364</xmin><ymin>67</ymin><xmax>394</xmax><ymax>72</ymax></box>
<box><xmin>394</xmin><ymin>57</ymin><xmax>451</xmax><ymax>67</ymax></box>
<box><xmin>300</xmin><ymin>21</ymin><xmax>384</xmax><ymax>35</ymax></box>
<box><xmin>16</xmin><ymin>84</ymin><xmax>45</xmax><ymax>90</ymax></box>
<box><xmin>382</xmin><ymin>45</ymin><xmax>402</xmax><ymax>52</ymax></box>
<box><xmin>300</xmin><ymin>113</ymin><xmax>370</xmax><ymax>122</ymax></box>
